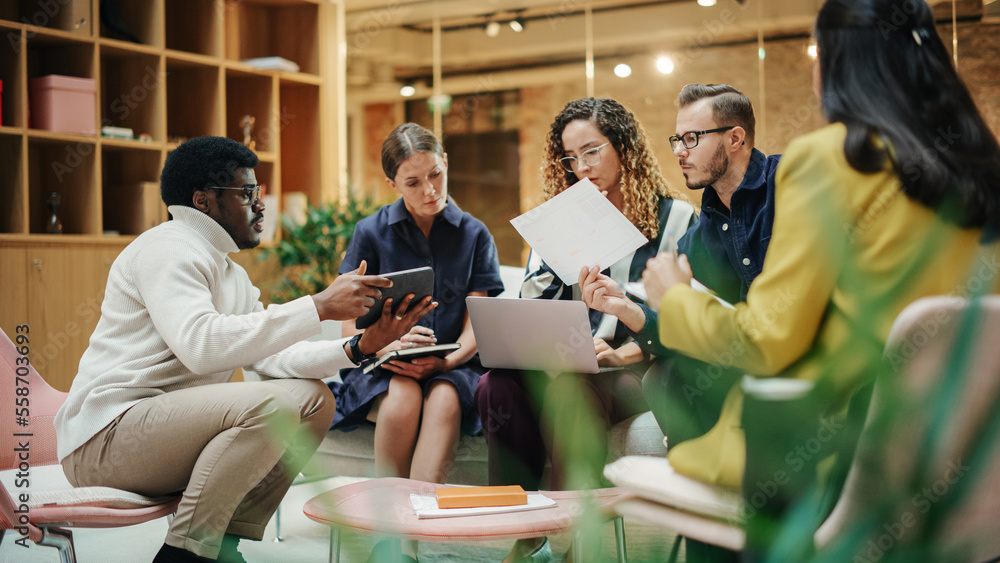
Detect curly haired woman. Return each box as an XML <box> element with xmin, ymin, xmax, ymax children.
<box><xmin>475</xmin><ymin>97</ymin><xmax>695</xmax><ymax>563</ymax></box>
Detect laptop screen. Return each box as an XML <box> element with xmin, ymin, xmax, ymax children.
<box><xmin>466</xmin><ymin>296</ymin><xmax>605</xmax><ymax>374</ymax></box>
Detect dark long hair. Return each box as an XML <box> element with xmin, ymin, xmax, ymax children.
<box><xmin>816</xmin><ymin>0</ymin><xmax>1000</xmax><ymax>231</ymax></box>
<box><xmin>541</xmin><ymin>98</ymin><xmax>675</xmax><ymax>240</ymax></box>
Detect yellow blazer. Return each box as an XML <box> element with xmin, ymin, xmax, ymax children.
<box><xmin>659</xmin><ymin>123</ymin><xmax>1000</xmax><ymax>487</ymax></box>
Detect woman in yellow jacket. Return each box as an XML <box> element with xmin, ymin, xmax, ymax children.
<box><xmin>583</xmin><ymin>0</ymin><xmax>1000</xmax><ymax>491</ymax></box>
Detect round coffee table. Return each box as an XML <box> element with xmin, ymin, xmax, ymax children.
<box><xmin>303</xmin><ymin>477</ymin><xmax>627</xmax><ymax>563</ymax></box>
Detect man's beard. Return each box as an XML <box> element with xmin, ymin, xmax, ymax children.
<box><xmin>685</xmin><ymin>143</ymin><xmax>729</xmax><ymax>190</ymax></box>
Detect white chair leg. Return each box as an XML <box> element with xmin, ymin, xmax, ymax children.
<box><xmin>38</xmin><ymin>527</ymin><xmax>76</xmax><ymax>563</ymax></box>
<box><xmin>330</xmin><ymin>527</ymin><xmax>340</xmax><ymax>563</ymax></box>
<box><xmin>572</xmin><ymin>530</ymin><xmax>586</xmax><ymax>562</ymax></box>
<box><xmin>273</xmin><ymin>503</ymin><xmax>284</xmax><ymax>542</ymax></box>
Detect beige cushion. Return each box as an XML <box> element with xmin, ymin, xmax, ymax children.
<box><xmin>604</xmin><ymin>455</ymin><xmax>744</xmax><ymax>524</ymax></box>
<box><xmin>1</xmin><ymin>464</ymin><xmax>174</xmax><ymax>509</ymax></box>
<box><xmin>614</xmin><ymin>497</ymin><xmax>746</xmax><ymax>552</ymax></box>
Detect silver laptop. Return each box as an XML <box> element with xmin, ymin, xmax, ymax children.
<box><xmin>467</xmin><ymin>296</ymin><xmax>617</xmax><ymax>375</ymax></box>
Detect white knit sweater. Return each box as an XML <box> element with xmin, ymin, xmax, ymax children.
<box><xmin>55</xmin><ymin>205</ymin><xmax>352</xmax><ymax>461</ymax></box>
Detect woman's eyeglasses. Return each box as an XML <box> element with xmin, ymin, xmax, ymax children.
<box><xmin>558</xmin><ymin>143</ymin><xmax>609</xmax><ymax>173</ymax></box>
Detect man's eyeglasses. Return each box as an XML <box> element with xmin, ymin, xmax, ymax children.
<box><xmin>669</xmin><ymin>126</ymin><xmax>736</xmax><ymax>151</ymax></box>
<box><xmin>558</xmin><ymin>142</ymin><xmax>610</xmax><ymax>173</ymax></box>
<box><xmin>211</xmin><ymin>184</ymin><xmax>265</xmax><ymax>205</ymax></box>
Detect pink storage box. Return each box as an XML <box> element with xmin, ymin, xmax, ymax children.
<box><xmin>29</xmin><ymin>75</ymin><xmax>97</xmax><ymax>135</ymax></box>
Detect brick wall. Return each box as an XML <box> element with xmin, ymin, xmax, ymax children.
<box><xmin>359</xmin><ymin>19</ymin><xmax>1000</xmax><ymax>267</ymax></box>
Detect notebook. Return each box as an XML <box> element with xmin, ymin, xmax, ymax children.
<box><xmin>466</xmin><ymin>296</ymin><xmax>618</xmax><ymax>375</ymax></box>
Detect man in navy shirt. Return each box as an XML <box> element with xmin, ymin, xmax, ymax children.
<box><xmin>585</xmin><ymin>84</ymin><xmax>780</xmax><ymax>449</ymax></box>
<box><xmin>673</xmin><ymin>83</ymin><xmax>778</xmax><ymax>304</ymax></box>
<box><xmin>644</xmin><ymin>84</ymin><xmax>779</xmax><ymax>445</ymax></box>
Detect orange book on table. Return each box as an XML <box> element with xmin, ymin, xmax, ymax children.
<box><xmin>435</xmin><ymin>485</ymin><xmax>528</xmax><ymax>509</ymax></box>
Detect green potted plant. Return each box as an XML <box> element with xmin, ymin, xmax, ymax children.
<box><xmin>261</xmin><ymin>197</ymin><xmax>381</xmax><ymax>303</ymax></box>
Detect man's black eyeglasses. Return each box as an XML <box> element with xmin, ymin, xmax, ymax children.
<box><xmin>210</xmin><ymin>184</ymin><xmax>265</xmax><ymax>205</ymax></box>
<box><xmin>669</xmin><ymin>126</ymin><xmax>736</xmax><ymax>151</ymax></box>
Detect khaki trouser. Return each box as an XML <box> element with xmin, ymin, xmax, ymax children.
<box><xmin>61</xmin><ymin>379</ymin><xmax>336</xmax><ymax>559</ymax></box>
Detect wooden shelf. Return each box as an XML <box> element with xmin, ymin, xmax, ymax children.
<box><xmin>23</xmin><ymin>24</ymin><xmax>94</xmax><ymax>44</ymax></box>
<box><xmin>99</xmin><ymin>37</ymin><xmax>164</xmax><ymax>57</ymax></box>
<box><xmin>25</xmin><ymin>129</ymin><xmax>98</xmax><ymax>144</ymax></box>
<box><xmin>99</xmin><ymin>48</ymin><xmax>163</xmax><ymax>141</ymax></box>
<box><xmin>225</xmin><ymin>1</ymin><xmax>319</xmax><ymax>75</ymax></box>
<box><xmin>3</xmin><ymin>0</ymin><xmax>329</xmax><ymax>238</ymax></box>
<box><xmin>100</xmin><ymin>137</ymin><xmax>163</xmax><ymax>150</ymax></box>
<box><xmin>166</xmin><ymin>59</ymin><xmax>222</xmax><ymax>140</ymax></box>
<box><xmin>279</xmin><ymin>82</ymin><xmax>321</xmax><ymax>204</ymax></box>
<box><xmin>27</xmin><ymin>137</ymin><xmax>99</xmax><ymax>235</ymax></box>
<box><xmin>165</xmin><ymin>49</ymin><xmax>222</xmax><ymax>67</ymax></box>
<box><xmin>0</xmin><ymin>134</ymin><xmax>25</xmax><ymax>234</ymax></box>
<box><xmin>255</xmin><ymin>151</ymin><xmax>277</xmax><ymax>163</ymax></box>
<box><xmin>165</xmin><ymin>0</ymin><xmax>221</xmax><ymax>57</ymax></box>
<box><xmin>99</xmin><ymin>0</ymin><xmax>162</xmax><ymax>47</ymax></box>
<box><xmin>0</xmin><ymin>27</ymin><xmax>23</xmax><ymax>128</ymax></box>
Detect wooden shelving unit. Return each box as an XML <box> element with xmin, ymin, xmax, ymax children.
<box><xmin>0</xmin><ymin>0</ymin><xmax>338</xmax><ymax>390</ymax></box>
<box><xmin>0</xmin><ymin>0</ymin><xmax>328</xmax><ymax>240</ymax></box>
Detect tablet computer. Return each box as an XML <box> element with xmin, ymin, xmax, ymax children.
<box><xmin>354</xmin><ymin>266</ymin><xmax>434</xmax><ymax>329</ymax></box>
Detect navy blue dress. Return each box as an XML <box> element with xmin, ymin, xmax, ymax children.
<box><xmin>328</xmin><ymin>198</ymin><xmax>504</xmax><ymax>435</ymax></box>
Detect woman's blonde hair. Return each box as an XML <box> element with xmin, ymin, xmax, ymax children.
<box><xmin>541</xmin><ymin>98</ymin><xmax>678</xmax><ymax>240</ymax></box>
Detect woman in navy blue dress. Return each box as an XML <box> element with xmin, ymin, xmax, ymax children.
<box><xmin>329</xmin><ymin>123</ymin><xmax>503</xmax><ymax>562</ymax></box>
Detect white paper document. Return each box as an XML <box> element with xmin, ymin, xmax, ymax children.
<box><xmin>510</xmin><ymin>179</ymin><xmax>648</xmax><ymax>285</ymax></box>
<box><xmin>409</xmin><ymin>493</ymin><xmax>557</xmax><ymax>519</ymax></box>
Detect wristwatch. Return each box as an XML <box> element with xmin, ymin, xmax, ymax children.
<box><xmin>348</xmin><ymin>334</ymin><xmax>376</xmax><ymax>366</ymax></box>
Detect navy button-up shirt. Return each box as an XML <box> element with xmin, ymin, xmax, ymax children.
<box><xmin>630</xmin><ymin>149</ymin><xmax>780</xmax><ymax>355</ymax></box>
<box><xmin>339</xmin><ymin>198</ymin><xmax>504</xmax><ymax>345</ymax></box>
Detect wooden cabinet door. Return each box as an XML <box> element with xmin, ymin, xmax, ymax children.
<box><xmin>0</xmin><ymin>247</ymin><xmax>30</xmax><ymax>347</ymax></box>
<box><xmin>23</xmin><ymin>245</ymin><xmax>120</xmax><ymax>391</ymax></box>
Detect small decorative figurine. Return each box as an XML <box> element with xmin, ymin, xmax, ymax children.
<box><xmin>46</xmin><ymin>192</ymin><xmax>63</xmax><ymax>234</ymax></box>
<box><xmin>240</xmin><ymin>115</ymin><xmax>256</xmax><ymax>150</ymax></box>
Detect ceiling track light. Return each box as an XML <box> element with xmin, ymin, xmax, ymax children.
<box><xmin>509</xmin><ymin>17</ymin><xmax>524</xmax><ymax>33</ymax></box>
<box><xmin>485</xmin><ymin>19</ymin><xmax>501</xmax><ymax>37</ymax></box>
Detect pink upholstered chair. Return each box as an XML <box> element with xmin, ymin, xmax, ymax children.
<box><xmin>605</xmin><ymin>295</ymin><xmax>1000</xmax><ymax>562</ymax></box>
<box><xmin>0</xmin><ymin>327</ymin><xmax>180</xmax><ymax>563</ymax></box>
